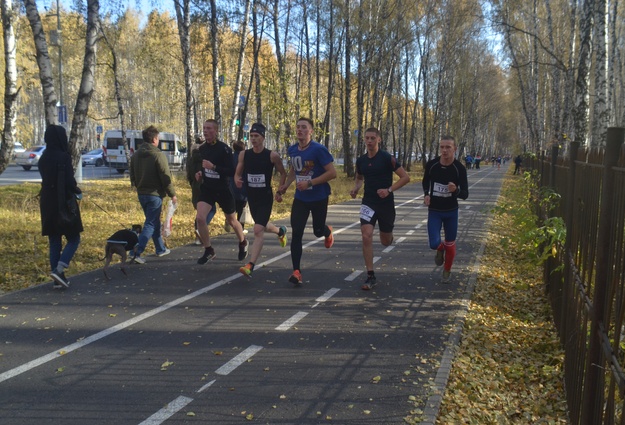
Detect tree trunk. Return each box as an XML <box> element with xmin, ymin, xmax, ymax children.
<box><xmin>23</xmin><ymin>0</ymin><xmax>58</xmax><ymax>126</ymax></box>
<box><xmin>320</xmin><ymin>5</ymin><xmax>336</xmax><ymax>148</ymax></box>
<box><xmin>341</xmin><ymin>0</ymin><xmax>353</xmax><ymax>176</ymax></box>
<box><xmin>0</xmin><ymin>0</ymin><xmax>19</xmax><ymax>173</ymax></box>
<box><xmin>230</xmin><ymin>0</ymin><xmax>251</xmax><ymax>143</ymax></box>
<box><xmin>252</xmin><ymin>0</ymin><xmax>264</xmax><ymax>121</ymax></box>
<box><xmin>99</xmin><ymin>20</ymin><xmax>128</xmax><ymax>165</ymax></box>
<box><xmin>210</xmin><ymin>0</ymin><xmax>222</xmax><ymax>124</ymax></box>
<box><xmin>174</xmin><ymin>0</ymin><xmax>195</xmax><ymax>152</ymax></box>
<box><xmin>272</xmin><ymin>0</ymin><xmax>292</xmax><ymax>146</ymax></box>
<box><xmin>67</xmin><ymin>0</ymin><xmax>100</xmax><ymax>170</ymax></box>
<box><xmin>573</xmin><ymin>0</ymin><xmax>595</xmax><ymax>148</ymax></box>
<box><xmin>591</xmin><ymin>0</ymin><xmax>608</xmax><ymax>146</ymax></box>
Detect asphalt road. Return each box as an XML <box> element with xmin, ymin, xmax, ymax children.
<box><xmin>0</xmin><ymin>166</ymin><xmax>506</xmax><ymax>424</ymax></box>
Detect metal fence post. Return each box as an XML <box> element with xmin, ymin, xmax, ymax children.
<box><xmin>582</xmin><ymin>127</ymin><xmax>625</xmax><ymax>424</ymax></box>
<box><xmin>560</xmin><ymin>142</ymin><xmax>580</xmax><ymax>341</ymax></box>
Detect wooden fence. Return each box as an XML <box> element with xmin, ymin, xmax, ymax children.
<box><xmin>527</xmin><ymin>127</ymin><xmax>625</xmax><ymax>424</ymax></box>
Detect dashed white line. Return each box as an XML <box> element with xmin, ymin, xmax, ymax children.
<box><xmin>345</xmin><ymin>270</ymin><xmax>363</xmax><ymax>281</ymax></box>
<box><xmin>215</xmin><ymin>345</ymin><xmax>263</xmax><ymax>375</ymax></box>
<box><xmin>139</xmin><ymin>395</ymin><xmax>194</xmax><ymax>425</ymax></box>
<box><xmin>197</xmin><ymin>379</ymin><xmax>216</xmax><ymax>393</ymax></box>
<box><xmin>275</xmin><ymin>312</ymin><xmax>309</xmax><ymax>331</ymax></box>
<box><xmin>315</xmin><ymin>288</ymin><xmax>340</xmax><ymax>303</ymax></box>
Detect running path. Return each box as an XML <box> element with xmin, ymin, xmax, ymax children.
<box><xmin>0</xmin><ymin>166</ymin><xmax>506</xmax><ymax>424</ymax></box>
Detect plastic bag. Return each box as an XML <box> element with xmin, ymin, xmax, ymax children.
<box><xmin>162</xmin><ymin>199</ymin><xmax>177</xmax><ymax>237</ymax></box>
<box><xmin>241</xmin><ymin>204</ymin><xmax>254</xmax><ymax>225</ymax></box>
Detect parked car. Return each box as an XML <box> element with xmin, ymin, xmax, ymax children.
<box><xmin>12</xmin><ymin>142</ymin><xmax>25</xmax><ymax>159</ymax></box>
<box><xmin>15</xmin><ymin>145</ymin><xmax>46</xmax><ymax>171</ymax></box>
<box><xmin>81</xmin><ymin>148</ymin><xmax>107</xmax><ymax>167</ymax></box>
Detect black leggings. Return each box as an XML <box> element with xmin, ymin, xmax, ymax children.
<box><xmin>290</xmin><ymin>197</ymin><xmax>330</xmax><ymax>271</ymax></box>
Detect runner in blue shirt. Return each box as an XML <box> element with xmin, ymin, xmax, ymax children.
<box><xmin>279</xmin><ymin>117</ymin><xmax>337</xmax><ymax>285</ymax></box>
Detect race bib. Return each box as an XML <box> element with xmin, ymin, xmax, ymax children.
<box><xmin>247</xmin><ymin>173</ymin><xmax>266</xmax><ymax>188</ymax></box>
<box><xmin>296</xmin><ymin>174</ymin><xmax>313</xmax><ymax>190</ymax></box>
<box><xmin>204</xmin><ymin>169</ymin><xmax>220</xmax><ymax>179</ymax></box>
<box><xmin>360</xmin><ymin>204</ymin><xmax>375</xmax><ymax>221</ymax></box>
<box><xmin>432</xmin><ymin>182</ymin><xmax>451</xmax><ymax>197</ymax></box>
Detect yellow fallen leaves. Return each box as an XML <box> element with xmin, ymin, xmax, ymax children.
<box><xmin>160</xmin><ymin>360</ymin><xmax>174</xmax><ymax>371</ymax></box>
<box><xmin>422</xmin><ymin>174</ymin><xmax>568</xmax><ymax>425</ymax></box>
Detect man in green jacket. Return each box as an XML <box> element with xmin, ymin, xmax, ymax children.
<box><xmin>129</xmin><ymin>125</ymin><xmax>177</xmax><ymax>264</ymax></box>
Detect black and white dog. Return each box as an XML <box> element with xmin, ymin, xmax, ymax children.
<box><xmin>103</xmin><ymin>225</ymin><xmax>142</xmax><ymax>280</ymax></box>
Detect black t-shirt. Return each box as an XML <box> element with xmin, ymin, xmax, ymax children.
<box><xmin>198</xmin><ymin>140</ymin><xmax>234</xmax><ymax>192</ymax></box>
<box><xmin>243</xmin><ymin>148</ymin><xmax>274</xmax><ymax>200</ymax></box>
<box><xmin>422</xmin><ymin>158</ymin><xmax>469</xmax><ymax>211</ymax></box>
<box><xmin>356</xmin><ymin>150</ymin><xmax>400</xmax><ymax>205</ymax></box>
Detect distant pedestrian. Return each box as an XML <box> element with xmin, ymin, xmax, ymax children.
<box><xmin>350</xmin><ymin>127</ymin><xmax>410</xmax><ymax>290</ymax></box>
<box><xmin>38</xmin><ymin>125</ymin><xmax>83</xmax><ymax>289</ymax></box>
<box><xmin>513</xmin><ymin>155</ymin><xmax>523</xmax><ymax>175</ymax></box>
<box><xmin>279</xmin><ymin>117</ymin><xmax>337</xmax><ymax>285</ymax></box>
<box><xmin>129</xmin><ymin>125</ymin><xmax>177</xmax><ymax>264</ymax></box>
<box><xmin>474</xmin><ymin>154</ymin><xmax>482</xmax><ymax>169</ymax></box>
<box><xmin>422</xmin><ymin>135</ymin><xmax>469</xmax><ymax>283</ymax></box>
<box><xmin>194</xmin><ymin>119</ymin><xmax>248</xmax><ymax>264</ymax></box>
<box><xmin>236</xmin><ymin>123</ymin><xmax>289</xmax><ymax>278</ymax></box>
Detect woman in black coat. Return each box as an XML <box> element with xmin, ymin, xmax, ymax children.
<box><xmin>38</xmin><ymin>125</ymin><xmax>83</xmax><ymax>288</ymax></box>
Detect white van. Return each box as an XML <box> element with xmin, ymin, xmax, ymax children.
<box><xmin>103</xmin><ymin>129</ymin><xmax>184</xmax><ymax>173</ymax></box>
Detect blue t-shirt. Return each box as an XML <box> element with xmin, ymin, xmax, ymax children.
<box><xmin>287</xmin><ymin>141</ymin><xmax>334</xmax><ymax>202</ymax></box>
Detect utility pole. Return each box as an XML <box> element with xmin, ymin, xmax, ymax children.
<box><xmin>56</xmin><ymin>0</ymin><xmax>63</xmax><ymax>108</ymax></box>
<box><xmin>49</xmin><ymin>0</ymin><xmax>65</xmax><ymax>125</ymax></box>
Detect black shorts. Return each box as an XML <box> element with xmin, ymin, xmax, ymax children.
<box><xmin>249</xmin><ymin>193</ymin><xmax>273</xmax><ymax>227</ymax></box>
<box><xmin>359</xmin><ymin>201</ymin><xmax>395</xmax><ymax>233</ymax></box>
<box><xmin>198</xmin><ymin>186</ymin><xmax>236</xmax><ymax>215</ymax></box>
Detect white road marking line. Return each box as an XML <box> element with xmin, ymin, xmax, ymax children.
<box><xmin>215</xmin><ymin>345</ymin><xmax>263</xmax><ymax>376</ymax></box>
<box><xmin>139</xmin><ymin>395</ymin><xmax>194</xmax><ymax>425</ymax></box>
<box><xmin>0</xmin><ymin>276</ymin><xmax>239</xmax><ymax>384</ymax></box>
<box><xmin>406</xmin><ymin>230</ymin><xmax>415</xmax><ymax>235</ymax></box>
<box><xmin>315</xmin><ymin>288</ymin><xmax>340</xmax><ymax>303</ymax></box>
<box><xmin>382</xmin><ymin>245</ymin><xmax>395</xmax><ymax>253</ymax></box>
<box><xmin>415</xmin><ymin>224</ymin><xmax>423</xmax><ymax>229</ymax></box>
<box><xmin>197</xmin><ymin>379</ymin><xmax>216</xmax><ymax>393</ymax></box>
<box><xmin>373</xmin><ymin>256</ymin><xmax>381</xmax><ymax>263</ymax></box>
<box><xmin>275</xmin><ymin>312</ymin><xmax>309</xmax><ymax>331</ymax></box>
<box><xmin>1</xmin><ymin>195</ymin><xmax>431</xmax><ymax>385</ymax></box>
<box><xmin>345</xmin><ymin>270</ymin><xmax>363</xmax><ymax>281</ymax></box>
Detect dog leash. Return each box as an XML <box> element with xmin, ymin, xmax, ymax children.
<box><xmin>87</xmin><ymin>197</ymin><xmax>131</xmax><ymax>230</ymax></box>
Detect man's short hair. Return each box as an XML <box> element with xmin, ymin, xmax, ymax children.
<box><xmin>297</xmin><ymin>117</ymin><xmax>314</xmax><ymax>128</ymax></box>
<box><xmin>143</xmin><ymin>126</ymin><xmax>159</xmax><ymax>144</ymax></box>
<box><xmin>364</xmin><ymin>127</ymin><xmax>381</xmax><ymax>137</ymax></box>
<box><xmin>205</xmin><ymin>119</ymin><xmax>220</xmax><ymax>128</ymax></box>
<box><xmin>441</xmin><ymin>135</ymin><xmax>456</xmax><ymax>146</ymax></box>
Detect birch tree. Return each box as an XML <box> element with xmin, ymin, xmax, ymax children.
<box><xmin>67</xmin><ymin>0</ymin><xmax>100</xmax><ymax>169</ymax></box>
<box><xmin>23</xmin><ymin>0</ymin><xmax>58</xmax><ymax>126</ymax></box>
<box><xmin>0</xmin><ymin>0</ymin><xmax>18</xmax><ymax>173</ymax></box>
<box><xmin>174</xmin><ymin>0</ymin><xmax>195</xmax><ymax>151</ymax></box>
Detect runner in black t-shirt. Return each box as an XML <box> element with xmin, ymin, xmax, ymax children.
<box><xmin>234</xmin><ymin>123</ymin><xmax>288</xmax><ymax>278</ymax></box>
<box><xmin>350</xmin><ymin>127</ymin><xmax>410</xmax><ymax>290</ymax></box>
<box><xmin>194</xmin><ymin>119</ymin><xmax>249</xmax><ymax>264</ymax></box>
